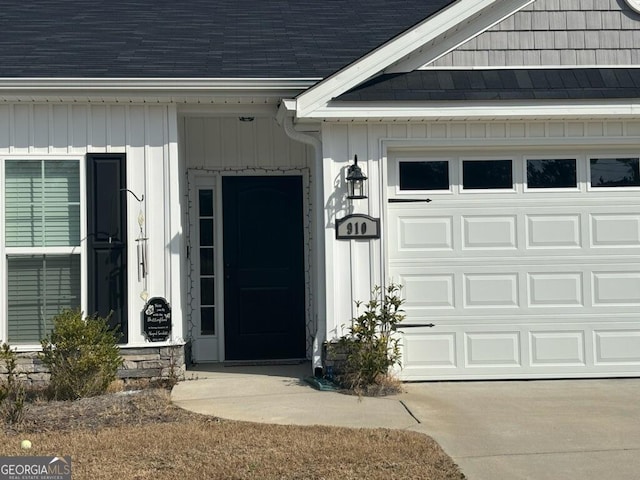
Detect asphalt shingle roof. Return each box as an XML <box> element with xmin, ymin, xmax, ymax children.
<box><xmin>0</xmin><ymin>0</ymin><xmax>453</xmax><ymax>78</ymax></box>
<box><xmin>336</xmin><ymin>69</ymin><xmax>640</xmax><ymax>101</ymax></box>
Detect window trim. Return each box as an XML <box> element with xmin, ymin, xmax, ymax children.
<box><xmin>1</xmin><ymin>155</ymin><xmax>86</xmax><ymax>349</ymax></box>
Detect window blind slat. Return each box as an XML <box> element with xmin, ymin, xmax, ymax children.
<box><xmin>7</xmin><ymin>255</ymin><xmax>81</xmax><ymax>344</ymax></box>
<box><xmin>5</xmin><ymin>160</ymin><xmax>80</xmax><ymax>247</ymax></box>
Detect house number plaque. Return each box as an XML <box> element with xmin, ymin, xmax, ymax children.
<box><xmin>143</xmin><ymin>297</ymin><xmax>172</xmax><ymax>342</ymax></box>
<box><xmin>336</xmin><ymin>214</ymin><xmax>380</xmax><ymax>240</ymax></box>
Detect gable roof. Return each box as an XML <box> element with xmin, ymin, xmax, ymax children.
<box><xmin>292</xmin><ymin>0</ymin><xmax>535</xmax><ymax>117</ymax></box>
<box><xmin>0</xmin><ymin>0</ymin><xmax>452</xmax><ymax>78</ymax></box>
<box><xmin>336</xmin><ymin>68</ymin><xmax>640</xmax><ymax>102</ymax></box>
<box><xmin>288</xmin><ymin>0</ymin><xmax>640</xmax><ymax>121</ymax></box>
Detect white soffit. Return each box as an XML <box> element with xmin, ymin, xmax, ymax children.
<box><xmin>294</xmin><ymin>0</ymin><xmax>534</xmax><ymax>118</ymax></box>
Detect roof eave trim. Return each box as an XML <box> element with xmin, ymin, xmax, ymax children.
<box><xmin>302</xmin><ymin>100</ymin><xmax>640</xmax><ymax>120</ymax></box>
<box><xmin>0</xmin><ymin>78</ymin><xmax>320</xmax><ymax>93</ymax></box>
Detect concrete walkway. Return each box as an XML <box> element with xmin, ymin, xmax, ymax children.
<box><xmin>171</xmin><ymin>363</ymin><xmax>417</xmax><ymax>429</ymax></box>
<box><xmin>171</xmin><ymin>364</ymin><xmax>640</xmax><ymax>480</ymax></box>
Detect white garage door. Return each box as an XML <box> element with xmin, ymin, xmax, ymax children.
<box><xmin>387</xmin><ymin>152</ymin><xmax>640</xmax><ymax>380</ymax></box>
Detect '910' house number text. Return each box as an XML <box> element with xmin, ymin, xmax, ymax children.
<box><xmin>336</xmin><ymin>214</ymin><xmax>380</xmax><ymax>240</ymax></box>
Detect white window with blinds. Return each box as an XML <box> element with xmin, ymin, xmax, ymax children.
<box><xmin>1</xmin><ymin>157</ymin><xmax>85</xmax><ymax>345</ymax></box>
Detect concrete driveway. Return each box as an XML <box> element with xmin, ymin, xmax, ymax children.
<box><xmin>172</xmin><ymin>365</ymin><xmax>640</xmax><ymax>479</ymax></box>
<box><xmin>401</xmin><ymin>379</ymin><xmax>640</xmax><ymax>480</ymax></box>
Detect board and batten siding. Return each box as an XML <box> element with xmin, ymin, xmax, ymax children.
<box><xmin>0</xmin><ymin>102</ymin><xmax>183</xmax><ymax>347</ymax></box>
<box><xmin>183</xmin><ymin>116</ymin><xmax>313</xmax><ymax>169</ymax></box>
<box><xmin>321</xmin><ymin>119</ymin><xmax>640</xmax><ymax>340</ymax></box>
<box><xmin>429</xmin><ymin>0</ymin><xmax>640</xmax><ymax>67</ymax></box>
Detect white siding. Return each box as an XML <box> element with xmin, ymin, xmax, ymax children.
<box><xmin>0</xmin><ymin>103</ymin><xmax>182</xmax><ymax>347</ymax></box>
<box><xmin>429</xmin><ymin>0</ymin><xmax>640</xmax><ymax>67</ymax></box>
<box><xmin>183</xmin><ymin>117</ymin><xmax>312</xmax><ymax>169</ymax></box>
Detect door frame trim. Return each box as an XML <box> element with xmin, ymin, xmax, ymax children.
<box><xmin>187</xmin><ymin>167</ymin><xmax>312</xmax><ymax>363</ymax></box>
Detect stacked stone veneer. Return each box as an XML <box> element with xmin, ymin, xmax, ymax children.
<box><xmin>118</xmin><ymin>345</ymin><xmax>186</xmax><ymax>381</ymax></box>
<box><xmin>323</xmin><ymin>341</ymin><xmax>349</xmax><ymax>378</ymax></box>
<box><xmin>4</xmin><ymin>345</ymin><xmax>186</xmax><ymax>388</ymax></box>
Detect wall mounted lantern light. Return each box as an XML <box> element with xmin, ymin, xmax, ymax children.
<box><xmin>346</xmin><ymin>155</ymin><xmax>368</xmax><ymax>200</ymax></box>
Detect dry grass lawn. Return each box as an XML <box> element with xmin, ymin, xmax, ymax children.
<box><xmin>0</xmin><ymin>389</ymin><xmax>465</xmax><ymax>480</ymax></box>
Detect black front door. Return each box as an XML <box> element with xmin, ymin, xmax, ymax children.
<box><xmin>222</xmin><ymin>176</ymin><xmax>305</xmax><ymax>360</ymax></box>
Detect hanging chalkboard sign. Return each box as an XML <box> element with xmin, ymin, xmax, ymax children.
<box><xmin>142</xmin><ymin>297</ymin><xmax>172</xmax><ymax>342</ymax></box>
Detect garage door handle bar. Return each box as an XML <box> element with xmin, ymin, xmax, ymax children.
<box><xmin>388</xmin><ymin>198</ymin><xmax>432</xmax><ymax>203</ymax></box>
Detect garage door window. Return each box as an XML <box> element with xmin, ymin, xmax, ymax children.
<box><xmin>527</xmin><ymin>159</ymin><xmax>577</xmax><ymax>189</ymax></box>
<box><xmin>399</xmin><ymin>160</ymin><xmax>449</xmax><ymax>191</ymax></box>
<box><xmin>590</xmin><ymin>158</ymin><xmax>640</xmax><ymax>188</ymax></box>
<box><xmin>462</xmin><ymin>160</ymin><xmax>513</xmax><ymax>190</ymax></box>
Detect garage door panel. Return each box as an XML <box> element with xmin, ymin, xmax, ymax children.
<box><xmin>530</xmin><ymin>331</ymin><xmax>586</xmax><ymax>366</ymax></box>
<box><xmin>592</xmin><ymin>272</ymin><xmax>640</xmax><ymax>305</ymax></box>
<box><xmin>397</xmin><ymin>265</ymin><xmax>640</xmax><ymax>316</ymax></box>
<box><xmin>396</xmin><ymin>216</ymin><xmax>453</xmax><ymax>250</ymax></box>
<box><xmin>401</xmin><ymin>274</ymin><xmax>455</xmax><ymax>309</ymax></box>
<box><xmin>390</xmin><ymin>207</ymin><xmax>640</xmax><ymax>259</ymax></box>
<box><xmin>462</xmin><ymin>215</ymin><xmax>517</xmax><ymax>249</ymax></box>
<box><xmin>400</xmin><ymin>313</ymin><xmax>640</xmax><ymax>327</ymax></box>
<box><xmin>400</xmin><ymin>323</ymin><xmax>640</xmax><ymax>379</ymax></box>
<box><xmin>526</xmin><ymin>214</ymin><xmax>582</xmax><ymax>249</ymax></box>
<box><xmin>404</xmin><ymin>333</ymin><xmax>458</xmax><ymax>368</ymax></box>
<box><xmin>463</xmin><ymin>273</ymin><xmax>519</xmax><ymax>308</ymax></box>
<box><xmin>465</xmin><ymin>332</ymin><xmax>522</xmax><ymax>367</ymax></box>
<box><xmin>594</xmin><ymin>331</ymin><xmax>640</xmax><ymax>364</ymax></box>
<box><xmin>527</xmin><ymin>273</ymin><xmax>584</xmax><ymax>307</ymax></box>
<box><xmin>591</xmin><ymin>214</ymin><xmax>640</xmax><ymax>247</ymax></box>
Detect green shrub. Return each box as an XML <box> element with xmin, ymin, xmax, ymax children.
<box><xmin>0</xmin><ymin>343</ymin><xmax>25</xmax><ymax>424</ymax></box>
<box><xmin>332</xmin><ymin>284</ymin><xmax>405</xmax><ymax>395</ymax></box>
<box><xmin>40</xmin><ymin>309</ymin><xmax>123</xmax><ymax>400</ymax></box>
